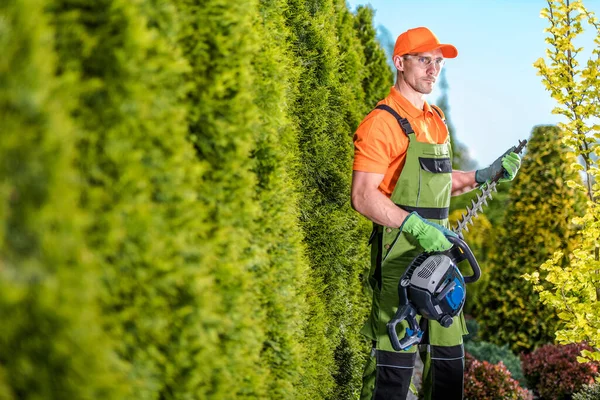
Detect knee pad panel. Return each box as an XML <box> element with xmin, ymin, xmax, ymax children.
<box><xmin>373</xmin><ymin>350</ymin><xmax>416</xmax><ymax>400</ymax></box>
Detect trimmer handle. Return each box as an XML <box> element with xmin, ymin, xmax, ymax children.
<box><xmin>387</xmin><ymin>304</ymin><xmax>422</xmax><ymax>351</ymax></box>
<box><xmin>447</xmin><ymin>235</ymin><xmax>481</xmax><ymax>284</ymax></box>
<box><xmin>491</xmin><ymin>139</ymin><xmax>528</xmax><ymax>183</ymax></box>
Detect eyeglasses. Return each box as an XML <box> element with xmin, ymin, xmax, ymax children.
<box><xmin>403</xmin><ymin>55</ymin><xmax>445</xmax><ymax>69</ymax></box>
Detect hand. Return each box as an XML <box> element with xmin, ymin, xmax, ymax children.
<box><xmin>400</xmin><ymin>212</ymin><xmax>456</xmax><ymax>252</ymax></box>
<box><xmin>475</xmin><ymin>147</ymin><xmax>522</xmax><ymax>184</ymax></box>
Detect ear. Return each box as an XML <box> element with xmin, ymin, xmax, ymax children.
<box><xmin>393</xmin><ymin>55</ymin><xmax>404</xmax><ymax>72</ymax></box>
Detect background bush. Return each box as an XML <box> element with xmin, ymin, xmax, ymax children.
<box><xmin>521</xmin><ymin>343</ymin><xmax>599</xmax><ymax>400</ymax></box>
<box><xmin>465</xmin><ymin>341</ymin><xmax>526</xmax><ymax>387</ymax></box>
<box><xmin>463</xmin><ymin>317</ymin><xmax>481</xmax><ymax>343</ymax></box>
<box><xmin>475</xmin><ymin>125</ymin><xmax>585</xmax><ymax>353</ymax></box>
<box><xmin>464</xmin><ymin>353</ymin><xmax>532</xmax><ymax>400</ymax></box>
<box><xmin>573</xmin><ymin>384</ymin><xmax>600</xmax><ymax>400</ymax></box>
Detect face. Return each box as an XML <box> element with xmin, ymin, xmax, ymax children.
<box><xmin>394</xmin><ymin>48</ymin><xmax>444</xmax><ymax>95</ymax></box>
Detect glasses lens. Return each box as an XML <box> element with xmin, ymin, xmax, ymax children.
<box><xmin>405</xmin><ymin>55</ymin><xmax>445</xmax><ymax>68</ymax></box>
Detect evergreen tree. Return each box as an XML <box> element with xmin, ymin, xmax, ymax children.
<box><xmin>475</xmin><ymin>125</ymin><xmax>585</xmax><ymax>353</ymax></box>
<box><xmin>436</xmin><ymin>69</ymin><xmax>477</xmax><ymax>171</ymax></box>
<box><xmin>355</xmin><ymin>6</ymin><xmax>394</xmax><ymax>109</ymax></box>
<box><xmin>375</xmin><ymin>24</ymin><xmax>395</xmax><ymax>74</ymax></box>
<box><xmin>250</xmin><ymin>0</ymin><xmax>313</xmax><ymax>396</ymax></box>
<box><xmin>283</xmin><ymin>1</ymin><xmax>393</xmax><ymax>397</ymax></box>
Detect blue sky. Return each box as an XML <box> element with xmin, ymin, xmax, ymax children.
<box><xmin>346</xmin><ymin>0</ymin><xmax>600</xmax><ymax>167</ymax></box>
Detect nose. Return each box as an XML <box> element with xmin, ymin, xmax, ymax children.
<box><xmin>427</xmin><ymin>63</ymin><xmax>441</xmax><ymax>75</ymax></box>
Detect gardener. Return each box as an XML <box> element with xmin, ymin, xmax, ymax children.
<box><xmin>351</xmin><ymin>26</ymin><xmax>521</xmax><ymax>400</ymax></box>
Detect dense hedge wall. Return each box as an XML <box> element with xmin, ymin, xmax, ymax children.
<box><xmin>0</xmin><ymin>0</ymin><xmax>127</xmax><ymax>397</ymax></box>
<box><xmin>0</xmin><ymin>0</ymin><xmax>392</xmax><ymax>398</ymax></box>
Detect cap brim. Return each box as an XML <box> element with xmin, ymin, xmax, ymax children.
<box><xmin>411</xmin><ymin>43</ymin><xmax>458</xmax><ymax>58</ymax></box>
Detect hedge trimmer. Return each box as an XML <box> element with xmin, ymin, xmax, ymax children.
<box><xmin>453</xmin><ymin>139</ymin><xmax>528</xmax><ymax>235</ymax></box>
<box><xmin>387</xmin><ymin>139</ymin><xmax>528</xmax><ymax>351</ymax></box>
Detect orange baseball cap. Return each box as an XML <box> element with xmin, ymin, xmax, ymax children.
<box><xmin>393</xmin><ymin>27</ymin><xmax>458</xmax><ymax>59</ymax></box>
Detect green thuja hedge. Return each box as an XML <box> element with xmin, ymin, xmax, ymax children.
<box><xmin>249</xmin><ymin>3</ymin><xmax>307</xmax><ymax>399</ymax></box>
<box><xmin>475</xmin><ymin>125</ymin><xmax>586</xmax><ymax>353</ymax></box>
<box><xmin>284</xmin><ymin>0</ymin><xmax>393</xmax><ymax>397</ymax></box>
<box><xmin>173</xmin><ymin>0</ymin><xmax>275</xmax><ymax>396</ymax></box>
<box><xmin>354</xmin><ymin>6</ymin><xmax>394</xmax><ymax>108</ymax></box>
<box><xmin>1</xmin><ymin>0</ymin><xmax>392</xmax><ymax>398</ymax></box>
<box><xmin>50</xmin><ymin>0</ymin><xmax>226</xmax><ymax>397</ymax></box>
<box><xmin>0</xmin><ymin>0</ymin><xmax>127</xmax><ymax>397</ymax></box>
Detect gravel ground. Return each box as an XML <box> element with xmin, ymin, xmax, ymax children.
<box><xmin>407</xmin><ymin>354</ymin><xmax>424</xmax><ymax>400</ymax></box>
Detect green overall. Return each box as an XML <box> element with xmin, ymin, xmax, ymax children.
<box><xmin>360</xmin><ymin>105</ymin><xmax>467</xmax><ymax>400</ymax></box>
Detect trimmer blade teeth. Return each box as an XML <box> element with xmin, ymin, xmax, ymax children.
<box><xmin>452</xmin><ymin>140</ymin><xmax>527</xmax><ymax>236</ymax></box>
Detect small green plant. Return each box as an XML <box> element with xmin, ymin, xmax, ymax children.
<box><xmin>573</xmin><ymin>383</ymin><xmax>600</xmax><ymax>400</ymax></box>
<box><xmin>464</xmin><ymin>318</ymin><xmax>480</xmax><ymax>343</ymax></box>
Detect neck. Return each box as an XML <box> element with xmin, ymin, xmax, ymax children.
<box><xmin>394</xmin><ymin>79</ymin><xmax>426</xmax><ymax>110</ymax></box>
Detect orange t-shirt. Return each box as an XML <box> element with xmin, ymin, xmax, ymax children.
<box><xmin>353</xmin><ymin>86</ymin><xmax>449</xmax><ymax>197</ymax></box>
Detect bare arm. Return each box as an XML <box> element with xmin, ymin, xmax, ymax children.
<box><xmin>351</xmin><ymin>171</ymin><xmax>411</xmax><ymax>228</ymax></box>
<box><xmin>451</xmin><ymin>170</ymin><xmax>478</xmax><ymax>196</ymax></box>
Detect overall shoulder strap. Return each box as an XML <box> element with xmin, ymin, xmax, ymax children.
<box><xmin>430</xmin><ymin>105</ymin><xmax>446</xmax><ymax>124</ymax></box>
<box><xmin>374</xmin><ymin>105</ymin><xmax>414</xmax><ymax>136</ymax></box>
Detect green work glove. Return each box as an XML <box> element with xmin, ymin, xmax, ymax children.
<box><xmin>475</xmin><ymin>147</ymin><xmax>521</xmax><ymax>184</ymax></box>
<box><xmin>400</xmin><ymin>212</ymin><xmax>456</xmax><ymax>252</ymax></box>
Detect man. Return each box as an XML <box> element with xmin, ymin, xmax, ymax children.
<box><xmin>351</xmin><ymin>27</ymin><xmax>521</xmax><ymax>400</ymax></box>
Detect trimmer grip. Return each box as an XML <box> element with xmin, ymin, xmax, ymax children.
<box><xmin>386</xmin><ymin>304</ymin><xmax>421</xmax><ymax>351</ymax></box>
<box><xmin>387</xmin><ymin>312</ymin><xmax>404</xmax><ymax>352</ymax></box>
<box><xmin>397</xmin><ymin>330</ymin><xmax>423</xmax><ymax>351</ymax></box>
<box><xmin>447</xmin><ymin>235</ymin><xmax>481</xmax><ymax>283</ymax></box>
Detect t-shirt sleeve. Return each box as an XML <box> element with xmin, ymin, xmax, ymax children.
<box><xmin>353</xmin><ymin>115</ymin><xmax>405</xmax><ymax>173</ymax></box>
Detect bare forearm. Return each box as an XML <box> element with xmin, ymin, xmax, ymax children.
<box><xmin>451</xmin><ymin>170</ymin><xmax>478</xmax><ymax>196</ymax></box>
<box><xmin>351</xmin><ymin>189</ymin><xmax>410</xmax><ymax>228</ymax></box>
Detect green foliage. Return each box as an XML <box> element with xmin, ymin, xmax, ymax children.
<box><xmin>50</xmin><ymin>0</ymin><xmax>223</xmax><ymax>396</ymax></box>
<box><xmin>476</xmin><ymin>125</ymin><xmax>585</xmax><ymax>353</ymax></box>
<box><xmin>528</xmin><ymin>0</ymin><xmax>600</xmax><ymax>360</ymax></box>
<box><xmin>449</xmin><ymin>209</ymin><xmax>493</xmax><ymax>315</ymax></box>
<box><xmin>354</xmin><ymin>5</ymin><xmax>393</xmax><ymax>109</ymax></box>
<box><xmin>464</xmin><ymin>317</ymin><xmax>481</xmax><ymax>343</ymax></box>
<box><xmin>573</xmin><ymin>383</ymin><xmax>600</xmax><ymax>400</ymax></box>
<box><xmin>450</xmin><ymin>180</ymin><xmax>512</xmax><ymax>229</ymax></box>
<box><xmin>465</xmin><ymin>341</ymin><xmax>526</xmax><ymax>387</ymax></box>
<box><xmin>174</xmin><ymin>0</ymin><xmax>280</xmax><ymax>396</ymax></box>
<box><xmin>283</xmin><ymin>1</ymin><xmax>393</xmax><ymax>398</ymax></box>
<box><xmin>1</xmin><ymin>0</ymin><xmax>392</xmax><ymax>398</ymax></box>
<box><xmin>0</xmin><ymin>0</ymin><xmax>127</xmax><ymax>398</ymax></box>
<box><xmin>248</xmin><ymin>0</ymin><xmax>313</xmax><ymax>397</ymax></box>
<box><xmin>374</xmin><ymin>24</ymin><xmax>395</xmax><ymax>74</ymax></box>
<box><xmin>436</xmin><ymin>69</ymin><xmax>477</xmax><ymax>171</ymax></box>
